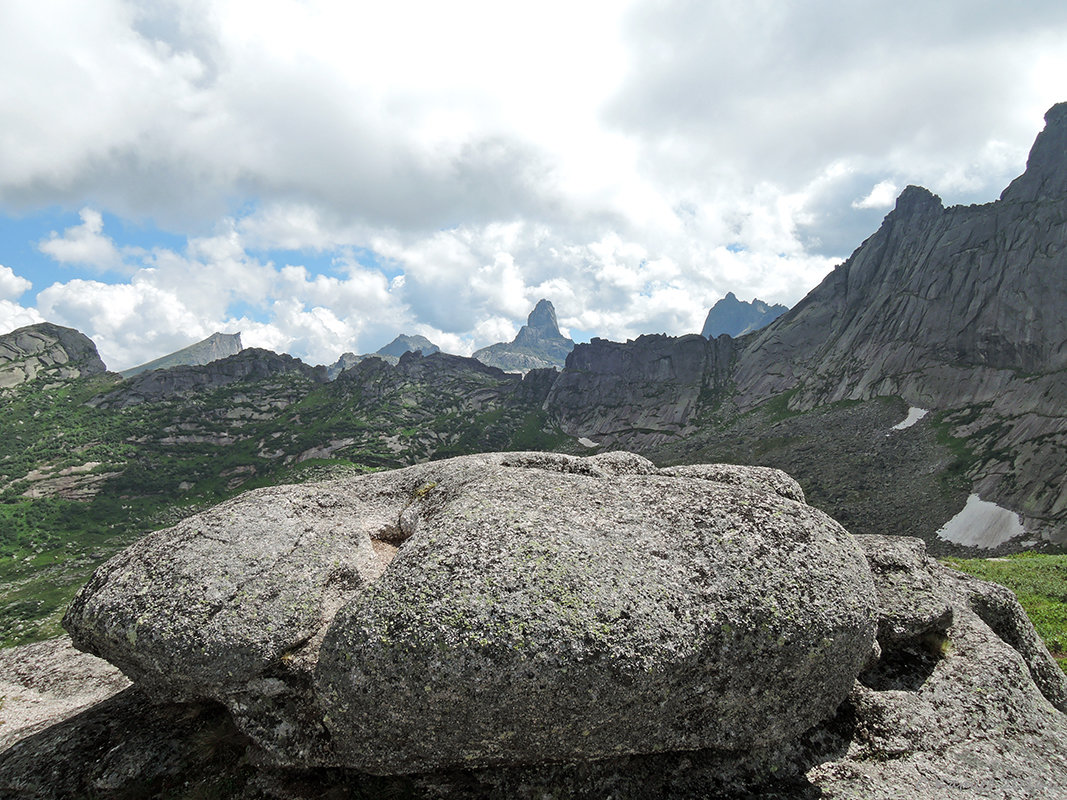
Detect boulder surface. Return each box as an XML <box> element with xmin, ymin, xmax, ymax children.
<box><xmin>3</xmin><ymin>462</ymin><xmax>1065</xmax><ymax>797</ymax></box>
<box><xmin>63</xmin><ymin>451</ymin><xmax>878</xmax><ymax>773</ymax></box>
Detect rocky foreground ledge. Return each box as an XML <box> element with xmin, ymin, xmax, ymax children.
<box><xmin>1</xmin><ymin>452</ymin><xmax>1065</xmax><ymax>798</ymax></box>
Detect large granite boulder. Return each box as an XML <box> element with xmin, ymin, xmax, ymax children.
<box><xmin>0</xmin><ymin>322</ymin><xmax>107</xmax><ymax>389</ymax></box>
<box><xmin>5</xmin><ymin>487</ymin><xmax>1066</xmax><ymax>798</ymax></box>
<box><xmin>63</xmin><ymin>451</ymin><xmax>878</xmax><ymax>774</ymax></box>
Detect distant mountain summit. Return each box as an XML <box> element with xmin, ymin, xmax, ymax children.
<box><xmin>326</xmin><ymin>334</ymin><xmax>442</xmax><ymax>378</ymax></box>
<box><xmin>120</xmin><ymin>332</ymin><xmax>243</xmax><ymax>378</ymax></box>
<box><xmin>0</xmin><ymin>322</ymin><xmax>107</xmax><ymax>389</ymax></box>
<box><xmin>701</xmin><ymin>293</ymin><xmax>788</xmax><ymax>338</ymax></box>
<box><xmin>375</xmin><ymin>334</ymin><xmax>439</xmax><ymax>359</ymax></box>
<box><xmin>473</xmin><ymin>299</ymin><xmax>574</xmax><ymax>372</ymax></box>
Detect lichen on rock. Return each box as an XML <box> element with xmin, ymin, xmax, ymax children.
<box><xmin>63</xmin><ymin>451</ymin><xmax>878</xmax><ymax>775</ymax></box>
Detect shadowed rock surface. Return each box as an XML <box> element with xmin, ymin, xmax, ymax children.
<box><xmin>0</xmin><ymin>322</ymin><xmax>107</xmax><ymax>390</ymax></box>
<box><xmin>546</xmin><ymin>333</ymin><xmax>736</xmax><ymax>449</ymax></box>
<box><xmin>701</xmin><ymin>292</ymin><xmax>789</xmax><ymax>338</ymax></box>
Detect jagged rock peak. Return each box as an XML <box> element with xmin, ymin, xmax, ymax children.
<box><xmin>513</xmin><ymin>299</ymin><xmax>570</xmax><ymax>348</ymax></box>
<box><xmin>701</xmin><ymin>292</ymin><xmax>789</xmax><ymax>339</ymax></box>
<box><xmin>891</xmin><ymin>184</ymin><xmax>944</xmax><ymax>219</ymax></box>
<box><xmin>376</xmin><ymin>334</ymin><xmax>440</xmax><ymax>358</ymax></box>
<box><xmin>0</xmin><ymin>322</ymin><xmax>107</xmax><ymax>389</ymax></box>
<box><xmin>526</xmin><ymin>298</ymin><xmax>561</xmax><ymax>335</ymax></box>
<box><xmin>473</xmin><ymin>299</ymin><xmax>574</xmax><ymax>372</ymax></box>
<box><xmin>120</xmin><ymin>331</ymin><xmax>243</xmax><ymax>378</ymax></box>
<box><xmin>1001</xmin><ymin>100</ymin><xmax>1067</xmax><ymax>203</ymax></box>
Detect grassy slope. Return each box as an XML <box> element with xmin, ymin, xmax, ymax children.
<box><xmin>0</xmin><ymin>366</ymin><xmax>567</xmax><ymax>647</ymax></box>
<box><xmin>943</xmin><ymin>553</ymin><xmax>1067</xmax><ymax>674</ymax></box>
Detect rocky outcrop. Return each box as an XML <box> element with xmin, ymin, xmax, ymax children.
<box><xmin>4</xmin><ymin>461</ymin><xmax>1065</xmax><ymax>798</ymax></box>
<box><xmin>62</xmin><ymin>451</ymin><xmax>877</xmax><ymax>775</ymax></box>
<box><xmin>546</xmin><ymin>333</ymin><xmax>736</xmax><ymax>448</ymax></box>
<box><xmin>0</xmin><ymin>636</ymin><xmax>130</xmax><ymax>751</ymax></box>
<box><xmin>326</xmin><ymin>334</ymin><xmax>441</xmax><ymax>379</ymax></box>
<box><xmin>473</xmin><ymin>299</ymin><xmax>575</xmax><ymax>372</ymax></box>
<box><xmin>90</xmin><ymin>348</ymin><xmax>326</xmax><ymax>408</ymax></box>
<box><xmin>728</xmin><ymin>102</ymin><xmax>1067</xmax><ymax>539</ymax></box>
<box><xmin>0</xmin><ymin>322</ymin><xmax>107</xmax><ymax>390</ymax></box>
<box><xmin>701</xmin><ymin>292</ymin><xmax>788</xmax><ymax>338</ymax></box>
<box><xmin>119</xmin><ymin>331</ymin><xmax>243</xmax><ymax>378</ymax></box>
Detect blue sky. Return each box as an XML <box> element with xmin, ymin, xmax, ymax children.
<box><xmin>2</xmin><ymin>1</ymin><xmax>1066</xmax><ymax>370</ymax></box>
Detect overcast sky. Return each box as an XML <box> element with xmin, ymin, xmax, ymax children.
<box><xmin>1</xmin><ymin>0</ymin><xmax>1065</xmax><ymax>370</ymax></box>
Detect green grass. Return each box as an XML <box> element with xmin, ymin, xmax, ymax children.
<box><xmin>942</xmin><ymin>553</ymin><xmax>1067</xmax><ymax>674</ymax></box>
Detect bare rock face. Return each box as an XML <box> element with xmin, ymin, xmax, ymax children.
<box><xmin>0</xmin><ymin>636</ymin><xmax>130</xmax><ymax>751</ymax></box>
<box><xmin>546</xmin><ymin>333</ymin><xmax>736</xmax><ymax>448</ymax></box>
<box><xmin>63</xmin><ymin>451</ymin><xmax>877</xmax><ymax>775</ymax></box>
<box><xmin>90</xmin><ymin>348</ymin><xmax>326</xmax><ymax>408</ymax></box>
<box><xmin>6</xmin><ymin>490</ymin><xmax>1066</xmax><ymax>798</ymax></box>
<box><xmin>119</xmin><ymin>331</ymin><xmax>243</xmax><ymax>378</ymax></box>
<box><xmin>473</xmin><ymin>299</ymin><xmax>575</xmax><ymax>372</ymax></box>
<box><xmin>0</xmin><ymin>322</ymin><xmax>107</xmax><ymax>389</ymax></box>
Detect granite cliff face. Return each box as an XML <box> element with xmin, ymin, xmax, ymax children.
<box><xmin>543</xmin><ymin>103</ymin><xmax>1067</xmax><ymax>547</ymax></box>
<box><xmin>0</xmin><ymin>323</ymin><xmax>107</xmax><ymax>390</ymax></box>
<box><xmin>473</xmin><ymin>298</ymin><xmax>574</xmax><ymax>372</ymax></box>
<box><xmin>730</xmin><ymin>102</ymin><xmax>1067</xmax><ymax>537</ymax></box>
<box><xmin>701</xmin><ymin>292</ymin><xmax>789</xmax><ymax>338</ymax></box>
<box><xmin>119</xmin><ymin>332</ymin><xmax>243</xmax><ymax>378</ymax></box>
<box><xmin>546</xmin><ymin>333</ymin><xmax>735</xmax><ymax>449</ymax></box>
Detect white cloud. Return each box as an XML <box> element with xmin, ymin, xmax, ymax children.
<box><xmin>0</xmin><ymin>264</ymin><xmax>33</xmax><ymax>300</ymax></box>
<box><xmin>2</xmin><ymin>1</ymin><xmax>1066</xmax><ymax>363</ymax></box>
<box><xmin>38</xmin><ymin>208</ymin><xmax>128</xmax><ymax>271</ymax></box>
<box><xmin>0</xmin><ymin>300</ymin><xmax>45</xmax><ymax>334</ymax></box>
<box><xmin>35</xmin><ymin>278</ymin><xmax>207</xmax><ymax>370</ymax></box>
<box><xmin>853</xmin><ymin>180</ymin><xmax>900</xmax><ymax>210</ymax></box>
<box><xmin>0</xmin><ymin>266</ymin><xmax>44</xmax><ymax>334</ymax></box>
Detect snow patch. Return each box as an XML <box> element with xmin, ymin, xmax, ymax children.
<box><xmin>936</xmin><ymin>494</ymin><xmax>1026</xmax><ymax>549</ymax></box>
<box><xmin>891</xmin><ymin>407</ymin><xmax>929</xmax><ymax>430</ymax></box>
<box><xmin>577</xmin><ymin>437</ymin><xmax>598</xmax><ymax>448</ymax></box>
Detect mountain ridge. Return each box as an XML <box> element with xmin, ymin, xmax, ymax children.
<box><xmin>2</xmin><ymin>103</ymin><xmax>1066</xmax><ymax>651</ymax></box>
<box><xmin>326</xmin><ymin>333</ymin><xmax>441</xmax><ymax>378</ymax></box>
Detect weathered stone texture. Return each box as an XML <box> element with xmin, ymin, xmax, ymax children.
<box><xmin>0</xmin><ymin>322</ymin><xmax>107</xmax><ymax>389</ymax></box>
<box><xmin>63</xmin><ymin>451</ymin><xmax>877</xmax><ymax>774</ymax></box>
